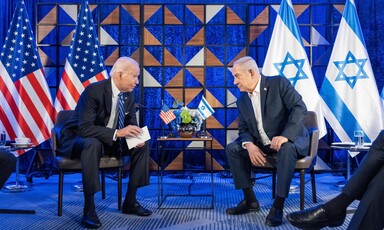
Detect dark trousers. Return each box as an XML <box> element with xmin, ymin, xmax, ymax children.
<box><xmin>344</xmin><ymin>130</ymin><xmax>384</xmax><ymax>230</ymax></box>
<box><xmin>0</xmin><ymin>150</ymin><xmax>16</xmax><ymax>189</ymax></box>
<box><xmin>226</xmin><ymin>141</ymin><xmax>299</xmax><ymax>198</ymax></box>
<box><xmin>72</xmin><ymin>137</ymin><xmax>150</xmax><ymax>195</ymax></box>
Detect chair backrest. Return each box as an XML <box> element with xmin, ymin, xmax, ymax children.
<box><xmin>51</xmin><ymin>110</ymin><xmax>74</xmax><ymax>156</ymax></box>
<box><xmin>303</xmin><ymin>111</ymin><xmax>320</xmax><ymax>165</ymax></box>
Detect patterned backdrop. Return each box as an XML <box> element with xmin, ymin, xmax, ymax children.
<box><xmin>32</xmin><ymin>2</ymin><xmax>352</xmax><ymax>170</ymax></box>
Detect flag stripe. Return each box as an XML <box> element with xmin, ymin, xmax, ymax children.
<box><xmin>26</xmin><ymin>71</ymin><xmax>56</xmax><ymax>123</ymax></box>
<box><xmin>15</xmin><ymin>75</ymin><xmax>50</xmax><ymax>140</ymax></box>
<box><xmin>0</xmin><ymin>104</ymin><xmax>16</xmax><ymax>140</ymax></box>
<box><xmin>279</xmin><ymin>0</ymin><xmax>303</xmax><ymax>46</ymax></box>
<box><xmin>197</xmin><ymin>96</ymin><xmax>214</xmax><ymax>120</ymax></box>
<box><xmin>320</xmin><ymin>0</ymin><xmax>384</xmax><ymax>143</ymax></box>
<box><xmin>54</xmin><ymin>1</ymin><xmax>107</xmax><ymax>112</ymax></box>
<box><xmin>262</xmin><ymin>0</ymin><xmax>327</xmax><ymax>138</ymax></box>
<box><xmin>159</xmin><ymin>104</ymin><xmax>176</xmax><ymax>124</ymax></box>
<box><xmin>344</xmin><ymin>0</ymin><xmax>365</xmax><ymax>46</ymax></box>
<box><xmin>320</xmin><ymin>77</ymin><xmax>365</xmax><ymax>141</ymax></box>
<box><xmin>0</xmin><ymin>1</ymin><xmax>54</xmax><ymax>150</ymax></box>
<box><xmin>160</xmin><ymin>110</ymin><xmax>176</xmax><ymax>124</ymax></box>
<box><xmin>0</xmin><ymin>76</ymin><xmax>36</xmax><ymax>143</ymax></box>
<box><xmin>62</xmin><ymin>71</ymin><xmax>81</xmax><ymax>104</ymax></box>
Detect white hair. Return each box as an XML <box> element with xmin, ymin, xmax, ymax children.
<box><xmin>110</xmin><ymin>56</ymin><xmax>139</xmax><ymax>76</ymax></box>
<box><xmin>233</xmin><ymin>56</ymin><xmax>259</xmax><ymax>74</ymax></box>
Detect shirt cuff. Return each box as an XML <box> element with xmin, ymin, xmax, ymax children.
<box><xmin>113</xmin><ymin>130</ymin><xmax>118</xmax><ymax>141</ymax></box>
<box><xmin>242</xmin><ymin>141</ymin><xmax>252</xmax><ymax>149</ymax></box>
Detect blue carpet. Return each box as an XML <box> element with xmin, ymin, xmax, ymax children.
<box><xmin>0</xmin><ymin>172</ymin><xmax>356</xmax><ymax>230</ymax></box>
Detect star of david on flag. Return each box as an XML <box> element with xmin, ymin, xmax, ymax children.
<box><xmin>334</xmin><ymin>51</ymin><xmax>368</xmax><ymax>89</ymax></box>
<box><xmin>0</xmin><ymin>0</ymin><xmax>55</xmax><ymax>155</ymax></box>
<box><xmin>197</xmin><ymin>96</ymin><xmax>214</xmax><ymax>120</ymax></box>
<box><xmin>54</xmin><ymin>0</ymin><xmax>107</xmax><ymax>112</ymax></box>
<box><xmin>262</xmin><ymin>0</ymin><xmax>327</xmax><ymax>138</ymax></box>
<box><xmin>320</xmin><ymin>0</ymin><xmax>384</xmax><ymax>143</ymax></box>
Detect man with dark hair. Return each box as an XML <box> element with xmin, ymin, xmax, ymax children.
<box><xmin>287</xmin><ymin>130</ymin><xmax>384</xmax><ymax>230</ymax></box>
<box><xmin>226</xmin><ymin>56</ymin><xmax>309</xmax><ymax>227</ymax></box>
<box><xmin>58</xmin><ymin>57</ymin><xmax>151</xmax><ymax>229</ymax></box>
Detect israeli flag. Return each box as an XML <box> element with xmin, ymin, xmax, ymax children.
<box><xmin>320</xmin><ymin>0</ymin><xmax>384</xmax><ymax>143</ymax></box>
<box><xmin>381</xmin><ymin>87</ymin><xmax>384</xmax><ymax>107</ymax></box>
<box><xmin>198</xmin><ymin>96</ymin><xmax>215</xmax><ymax>120</ymax></box>
<box><xmin>262</xmin><ymin>0</ymin><xmax>327</xmax><ymax>138</ymax></box>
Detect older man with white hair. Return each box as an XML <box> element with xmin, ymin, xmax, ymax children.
<box><xmin>57</xmin><ymin>57</ymin><xmax>151</xmax><ymax>229</ymax></box>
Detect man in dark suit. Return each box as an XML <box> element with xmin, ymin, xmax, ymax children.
<box><xmin>226</xmin><ymin>56</ymin><xmax>309</xmax><ymax>227</ymax></box>
<box><xmin>0</xmin><ymin>150</ymin><xmax>16</xmax><ymax>189</ymax></box>
<box><xmin>287</xmin><ymin>130</ymin><xmax>384</xmax><ymax>230</ymax></box>
<box><xmin>57</xmin><ymin>57</ymin><xmax>151</xmax><ymax>229</ymax></box>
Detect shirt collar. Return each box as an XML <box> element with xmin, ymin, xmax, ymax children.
<box><xmin>111</xmin><ymin>77</ymin><xmax>120</xmax><ymax>98</ymax></box>
<box><xmin>248</xmin><ymin>79</ymin><xmax>261</xmax><ymax>97</ymax></box>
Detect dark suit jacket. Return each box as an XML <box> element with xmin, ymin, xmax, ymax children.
<box><xmin>57</xmin><ymin>78</ymin><xmax>137</xmax><ymax>157</ymax></box>
<box><xmin>237</xmin><ymin>75</ymin><xmax>309</xmax><ymax>156</ymax></box>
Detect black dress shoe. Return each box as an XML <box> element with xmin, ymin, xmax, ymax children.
<box><xmin>286</xmin><ymin>205</ymin><xmax>346</xmax><ymax>229</ymax></box>
<box><xmin>226</xmin><ymin>199</ymin><xmax>260</xmax><ymax>215</ymax></box>
<box><xmin>122</xmin><ymin>202</ymin><xmax>152</xmax><ymax>216</ymax></box>
<box><xmin>81</xmin><ymin>210</ymin><xmax>102</xmax><ymax>229</ymax></box>
<box><xmin>265</xmin><ymin>207</ymin><xmax>283</xmax><ymax>227</ymax></box>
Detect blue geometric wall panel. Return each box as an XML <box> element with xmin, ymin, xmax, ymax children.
<box><xmin>121</xmin><ymin>26</ymin><xmax>140</xmax><ymax>45</ymax></box>
<box><xmin>206</xmin><ymin>67</ymin><xmax>225</xmax><ymax>87</ymax></box>
<box><xmin>36</xmin><ymin>2</ymin><xmax>346</xmax><ymax>170</ymax></box>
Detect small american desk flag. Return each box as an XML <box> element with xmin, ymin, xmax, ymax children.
<box><xmin>160</xmin><ymin>104</ymin><xmax>176</xmax><ymax>124</ymax></box>
<box><xmin>54</xmin><ymin>0</ymin><xmax>107</xmax><ymax>111</ymax></box>
<box><xmin>0</xmin><ymin>0</ymin><xmax>55</xmax><ymax>153</ymax></box>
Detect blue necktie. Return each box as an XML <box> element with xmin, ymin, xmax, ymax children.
<box><xmin>117</xmin><ymin>92</ymin><xmax>125</xmax><ymax>152</ymax></box>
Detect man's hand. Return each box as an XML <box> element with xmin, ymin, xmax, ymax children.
<box><xmin>270</xmin><ymin>136</ymin><xmax>288</xmax><ymax>151</ymax></box>
<box><xmin>245</xmin><ymin>142</ymin><xmax>266</xmax><ymax>166</ymax></box>
<box><xmin>116</xmin><ymin>125</ymin><xmax>142</xmax><ymax>138</ymax></box>
<box><xmin>135</xmin><ymin>142</ymin><xmax>145</xmax><ymax>148</ymax></box>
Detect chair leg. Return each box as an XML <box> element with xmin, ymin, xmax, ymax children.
<box><xmin>311</xmin><ymin>170</ymin><xmax>317</xmax><ymax>203</ymax></box>
<box><xmin>58</xmin><ymin>171</ymin><xmax>64</xmax><ymax>216</ymax></box>
<box><xmin>118</xmin><ymin>167</ymin><xmax>122</xmax><ymax>211</ymax></box>
<box><xmin>300</xmin><ymin>170</ymin><xmax>305</xmax><ymax>210</ymax></box>
<box><xmin>101</xmin><ymin>171</ymin><xmax>106</xmax><ymax>199</ymax></box>
<box><xmin>272</xmin><ymin>171</ymin><xmax>276</xmax><ymax>199</ymax></box>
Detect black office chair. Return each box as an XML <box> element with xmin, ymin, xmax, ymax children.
<box><xmin>254</xmin><ymin>111</ymin><xmax>319</xmax><ymax>210</ymax></box>
<box><xmin>51</xmin><ymin>110</ymin><xmax>123</xmax><ymax>216</ymax></box>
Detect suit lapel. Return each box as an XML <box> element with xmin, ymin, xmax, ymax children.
<box><xmin>259</xmin><ymin>75</ymin><xmax>268</xmax><ymax>118</ymax></box>
<box><xmin>104</xmin><ymin>79</ymin><xmax>113</xmax><ymax>125</ymax></box>
<box><xmin>242</xmin><ymin>93</ymin><xmax>258</xmax><ymax>132</ymax></box>
<box><xmin>122</xmin><ymin>92</ymin><xmax>129</xmax><ymax>115</ymax></box>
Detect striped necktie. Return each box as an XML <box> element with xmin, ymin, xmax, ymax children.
<box><xmin>117</xmin><ymin>92</ymin><xmax>125</xmax><ymax>152</ymax></box>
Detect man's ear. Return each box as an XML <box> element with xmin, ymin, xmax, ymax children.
<box><xmin>248</xmin><ymin>69</ymin><xmax>255</xmax><ymax>78</ymax></box>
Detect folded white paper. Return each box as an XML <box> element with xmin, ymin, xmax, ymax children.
<box><xmin>125</xmin><ymin>126</ymin><xmax>151</xmax><ymax>149</ymax></box>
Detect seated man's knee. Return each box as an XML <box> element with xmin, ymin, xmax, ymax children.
<box><xmin>226</xmin><ymin>142</ymin><xmax>241</xmax><ymax>158</ymax></box>
<box><xmin>279</xmin><ymin>142</ymin><xmax>297</xmax><ymax>158</ymax></box>
<box><xmin>83</xmin><ymin>138</ymin><xmax>103</xmax><ymax>149</ymax></box>
<box><xmin>79</xmin><ymin>138</ymin><xmax>104</xmax><ymax>158</ymax></box>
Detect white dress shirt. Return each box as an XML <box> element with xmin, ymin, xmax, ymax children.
<box><xmin>242</xmin><ymin>80</ymin><xmax>271</xmax><ymax>148</ymax></box>
<box><xmin>107</xmin><ymin>78</ymin><xmax>120</xmax><ymax>141</ymax></box>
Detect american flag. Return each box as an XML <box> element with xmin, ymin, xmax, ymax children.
<box><xmin>0</xmin><ymin>0</ymin><xmax>55</xmax><ymax>153</ymax></box>
<box><xmin>160</xmin><ymin>104</ymin><xmax>176</xmax><ymax>124</ymax></box>
<box><xmin>54</xmin><ymin>0</ymin><xmax>107</xmax><ymax>111</ymax></box>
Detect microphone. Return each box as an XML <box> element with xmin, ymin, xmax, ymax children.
<box><xmin>135</xmin><ymin>103</ymin><xmax>157</xmax><ymax>111</ymax></box>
